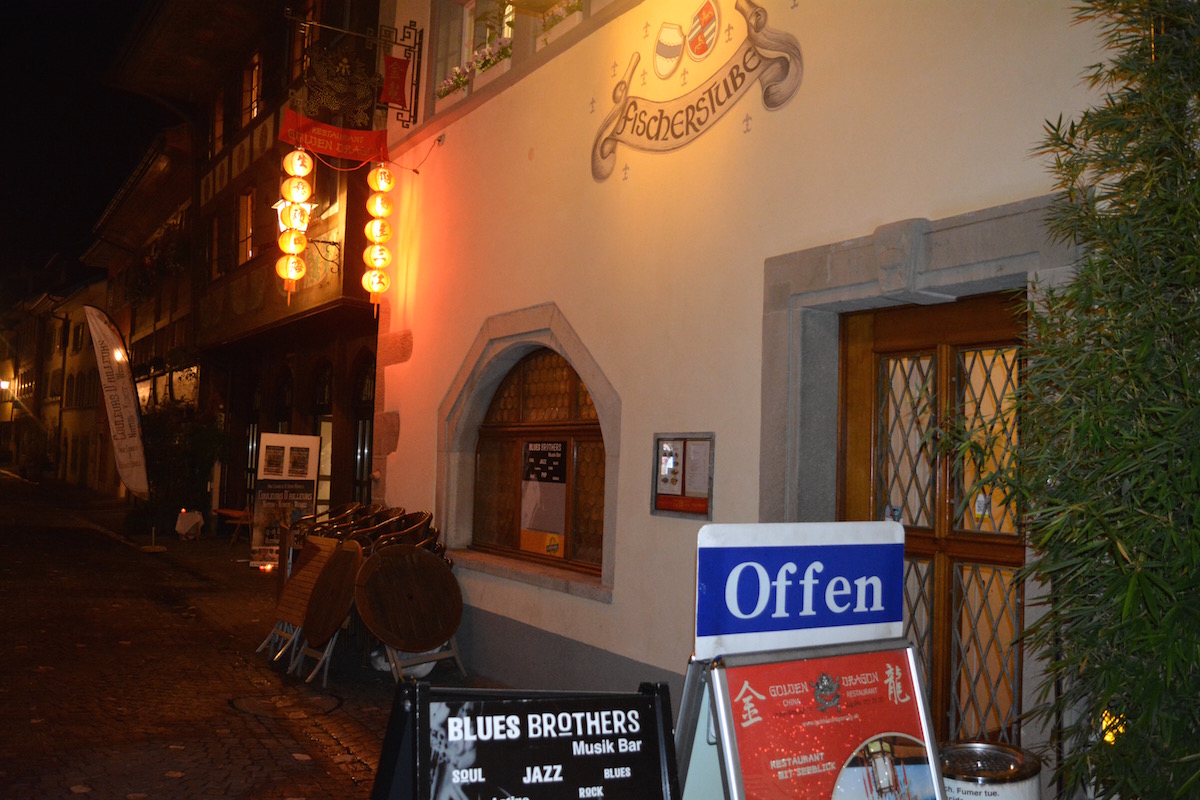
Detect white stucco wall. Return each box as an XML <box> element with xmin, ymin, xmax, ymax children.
<box><xmin>375</xmin><ymin>0</ymin><xmax>1100</xmax><ymax>678</ymax></box>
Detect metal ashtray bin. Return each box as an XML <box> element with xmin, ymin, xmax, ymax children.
<box><xmin>940</xmin><ymin>741</ymin><xmax>1041</xmax><ymax>800</ymax></box>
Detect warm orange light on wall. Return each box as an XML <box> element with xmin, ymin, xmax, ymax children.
<box><xmin>366</xmin><ymin>191</ymin><xmax>394</xmax><ymax>218</ymax></box>
<box><xmin>281</xmin><ymin>176</ymin><xmax>313</xmax><ymax>204</ymax></box>
<box><xmin>282</xmin><ymin>148</ymin><xmax>314</xmax><ymax>177</ymax></box>
<box><xmin>364</xmin><ymin>217</ymin><xmax>393</xmax><ymax>244</ymax></box>
<box><xmin>367</xmin><ymin>164</ymin><xmax>397</xmax><ymax>193</ymax></box>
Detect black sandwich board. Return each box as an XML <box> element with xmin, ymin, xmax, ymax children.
<box><xmin>372</xmin><ymin>681</ymin><xmax>681</xmax><ymax>800</ymax></box>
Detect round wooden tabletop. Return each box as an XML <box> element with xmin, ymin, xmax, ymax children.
<box><xmin>302</xmin><ymin>540</ymin><xmax>363</xmax><ymax>648</ymax></box>
<box><xmin>354</xmin><ymin>545</ymin><xmax>463</xmax><ymax>652</ymax></box>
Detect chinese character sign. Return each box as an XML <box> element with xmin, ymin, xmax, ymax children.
<box><xmin>717</xmin><ymin>647</ymin><xmax>940</xmax><ymax>800</ymax></box>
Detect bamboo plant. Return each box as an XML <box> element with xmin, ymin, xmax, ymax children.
<box><xmin>1017</xmin><ymin>1</ymin><xmax>1200</xmax><ymax>797</ymax></box>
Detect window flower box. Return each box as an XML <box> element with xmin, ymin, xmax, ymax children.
<box><xmin>433</xmin><ymin>86</ymin><xmax>467</xmax><ymax>114</ymax></box>
<box><xmin>433</xmin><ymin>64</ymin><xmax>471</xmax><ymax>113</ymax></box>
<box><xmin>472</xmin><ymin>56</ymin><xmax>511</xmax><ymax>91</ymax></box>
<box><xmin>537</xmin><ymin>0</ymin><xmax>583</xmax><ymax>50</ymax></box>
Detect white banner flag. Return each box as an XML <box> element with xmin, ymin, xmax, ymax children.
<box><xmin>84</xmin><ymin>305</ymin><xmax>149</xmax><ymax>498</ymax></box>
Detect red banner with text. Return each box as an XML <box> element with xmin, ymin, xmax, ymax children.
<box><xmin>279</xmin><ymin>108</ymin><xmax>388</xmax><ymax>161</ymax></box>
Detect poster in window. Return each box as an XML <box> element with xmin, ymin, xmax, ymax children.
<box><xmin>652</xmin><ymin>433</ymin><xmax>714</xmax><ymax>518</ymax></box>
<box><xmin>713</xmin><ymin>644</ymin><xmax>942</xmax><ymax>800</ymax></box>
<box><xmin>520</xmin><ymin>441</ymin><xmax>567</xmax><ymax>558</ymax></box>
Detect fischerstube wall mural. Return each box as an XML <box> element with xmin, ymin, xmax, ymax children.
<box><xmin>591</xmin><ymin>0</ymin><xmax>802</xmax><ymax>181</ymax></box>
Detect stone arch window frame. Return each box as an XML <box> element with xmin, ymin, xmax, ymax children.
<box><xmin>437</xmin><ymin>303</ymin><xmax>620</xmax><ymax>603</ymax></box>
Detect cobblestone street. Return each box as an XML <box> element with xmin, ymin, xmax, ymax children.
<box><xmin>0</xmin><ymin>472</ymin><xmax>471</xmax><ymax>799</ymax></box>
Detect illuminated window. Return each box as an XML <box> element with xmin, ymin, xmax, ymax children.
<box><xmin>473</xmin><ymin>348</ymin><xmax>604</xmax><ymax>572</ymax></box>
<box><xmin>237</xmin><ymin>189</ymin><xmax>255</xmax><ymax>265</ymax></box>
<box><xmin>241</xmin><ymin>52</ymin><xmax>262</xmax><ymax>126</ymax></box>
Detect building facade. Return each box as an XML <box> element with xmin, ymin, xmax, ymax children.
<box><xmin>366</xmin><ymin>0</ymin><xmax>1101</xmax><ymax>769</ymax></box>
<box><xmin>85</xmin><ymin>0</ymin><xmax>383</xmax><ymax>520</ymax></box>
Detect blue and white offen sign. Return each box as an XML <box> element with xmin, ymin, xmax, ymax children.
<box><xmin>694</xmin><ymin>522</ymin><xmax>905</xmax><ymax>660</ymax></box>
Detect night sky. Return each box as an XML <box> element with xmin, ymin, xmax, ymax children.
<box><xmin>1</xmin><ymin>2</ymin><xmax>175</xmax><ymax>295</ymax></box>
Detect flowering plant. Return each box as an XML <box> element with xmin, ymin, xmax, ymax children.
<box><xmin>435</xmin><ymin>65</ymin><xmax>472</xmax><ymax>99</ymax></box>
<box><xmin>472</xmin><ymin>36</ymin><xmax>512</xmax><ymax>73</ymax></box>
<box><xmin>541</xmin><ymin>0</ymin><xmax>583</xmax><ymax>34</ymax></box>
<box><xmin>433</xmin><ymin>37</ymin><xmax>513</xmax><ymax>99</ymax></box>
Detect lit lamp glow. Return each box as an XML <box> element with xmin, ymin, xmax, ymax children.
<box><xmin>281</xmin><ymin>176</ymin><xmax>313</xmax><ymax>204</ymax></box>
<box><xmin>277</xmin><ymin>154</ymin><xmax>314</xmax><ymax>303</ymax></box>
<box><xmin>278</xmin><ymin>229</ymin><xmax>308</xmax><ymax>255</ymax></box>
<box><xmin>362</xmin><ymin>161</ymin><xmax>396</xmax><ymax>310</ymax></box>
<box><xmin>282</xmin><ymin>148</ymin><xmax>314</xmax><ymax>178</ymax></box>
<box><xmin>363</xmin><ymin>244</ymin><xmax>392</xmax><ymax>270</ymax></box>
<box><xmin>361</xmin><ymin>268</ymin><xmax>391</xmax><ymax>303</ymax></box>
<box><xmin>364</xmin><ymin>217</ymin><xmax>393</xmax><ymax>244</ymax></box>
<box><xmin>275</xmin><ymin>255</ymin><xmax>307</xmax><ymax>292</ymax></box>
<box><xmin>278</xmin><ymin>201</ymin><xmax>311</xmax><ymax>232</ymax></box>
<box><xmin>367</xmin><ymin>164</ymin><xmax>396</xmax><ymax>193</ymax></box>
<box><xmin>865</xmin><ymin>739</ymin><xmax>898</xmax><ymax>793</ymax></box>
<box><xmin>365</xmin><ymin>191</ymin><xmax>394</xmax><ymax>218</ymax></box>
<box><xmin>1102</xmin><ymin>710</ymin><xmax>1126</xmax><ymax>745</ymax></box>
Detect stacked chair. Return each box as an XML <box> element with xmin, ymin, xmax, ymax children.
<box><xmin>257</xmin><ymin>504</ymin><xmax>463</xmax><ymax>686</ymax></box>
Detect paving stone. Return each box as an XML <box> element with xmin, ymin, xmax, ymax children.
<box><xmin>0</xmin><ymin>471</ymin><xmax>493</xmax><ymax>800</ymax></box>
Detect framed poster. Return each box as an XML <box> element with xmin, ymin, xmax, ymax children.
<box><xmin>251</xmin><ymin>433</ymin><xmax>320</xmax><ymax>568</ymax></box>
<box><xmin>652</xmin><ymin>433</ymin><xmax>714</xmax><ymax>519</ymax></box>
<box><xmin>371</xmin><ymin>682</ymin><xmax>680</xmax><ymax>800</ymax></box>
<box><xmin>706</xmin><ymin>640</ymin><xmax>945</xmax><ymax>800</ymax></box>
<box><xmin>520</xmin><ymin>440</ymin><xmax>568</xmax><ymax>557</ymax></box>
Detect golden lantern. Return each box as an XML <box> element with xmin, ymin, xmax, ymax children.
<box><xmin>281</xmin><ymin>176</ymin><xmax>313</xmax><ymax>204</ymax></box>
<box><xmin>365</xmin><ymin>191</ymin><xmax>394</xmax><ymax>218</ymax></box>
<box><xmin>363</xmin><ymin>244</ymin><xmax>393</xmax><ymax>269</ymax></box>
<box><xmin>279</xmin><ymin>201</ymin><xmax>311</xmax><ymax>232</ymax></box>
<box><xmin>364</xmin><ymin>217</ymin><xmax>393</xmax><ymax>244</ymax></box>
<box><xmin>362</xmin><ymin>268</ymin><xmax>391</xmax><ymax>294</ymax></box>
<box><xmin>275</xmin><ymin>254</ymin><xmax>307</xmax><ymax>281</ymax></box>
<box><xmin>278</xmin><ymin>229</ymin><xmax>308</xmax><ymax>255</ymax></box>
<box><xmin>282</xmin><ymin>148</ymin><xmax>314</xmax><ymax>177</ymax></box>
<box><xmin>367</xmin><ymin>164</ymin><xmax>396</xmax><ymax>193</ymax></box>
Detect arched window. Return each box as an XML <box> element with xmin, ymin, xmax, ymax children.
<box><xmin>472</xmin><ymin>348</ymin><xmax>604</xmax><ymax>572</ymax></box>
